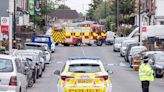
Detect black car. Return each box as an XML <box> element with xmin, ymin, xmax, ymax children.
<box><xmin>124</xmin><ymin>43</ymin><xmax>140</xmax><ymax>62</ymax></box>
<box><xmin>149</xmin><ymin>53</ymin><xmax>164</xmax><ymax>78</ymax></box>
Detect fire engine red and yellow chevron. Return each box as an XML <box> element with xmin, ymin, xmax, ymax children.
<box><xmin>51</xmin><ymin>27</ymin><xmax>65</xmax><ymax>43</ymax></box>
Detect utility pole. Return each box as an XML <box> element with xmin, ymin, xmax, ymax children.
<box><xmin>139</xmin><ymin>0</ymin><xmax>141</xmax><ymax>45</ymax></box>
<box><xmin>105</xmin><ymin>0</ymin><xmax>107</xmax><ymax>18</ymax></box>
<box><xmin>13</xmin><ymin>0</ymin><xmax>16</xmax><ymax>48</ymax></box>
<box><xmin>115</xmin><ymin>0</ymin><xmax>119</xmax><ymax>32</ymax></box>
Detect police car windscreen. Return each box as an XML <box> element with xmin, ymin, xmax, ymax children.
<box><xmin>69</xmin><ymin>64</ymin><xmax>101</xmax><ymax>73</ymax></box>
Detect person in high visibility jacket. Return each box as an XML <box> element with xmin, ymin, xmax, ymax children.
<box><xmin>139</xmin><ymin>56</ymin><xmax>154</xmax><ymax>92</ymax></box>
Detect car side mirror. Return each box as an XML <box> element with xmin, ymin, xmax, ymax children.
<box><xmin>24</xmin><ymin>66</ymin><xmax>29</xmax><ymax>75</ymax></box>
<box><xmin>54</xmin><ymin>70</ymin><xmax>60</xmax><ymax>75</ymax></box>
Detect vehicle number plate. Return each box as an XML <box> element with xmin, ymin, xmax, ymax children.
<box><xmin>68</xmin><ymin>89</ymin><xmax>102</xmax><ymax>92</ymax></box>
<box><xmin>78</xmin><ymin>79</ymin><xmax>93</xmax><ymax>83</ymax></box>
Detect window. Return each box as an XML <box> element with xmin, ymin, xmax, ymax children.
<box><xmin>34</xmin><ymin>37</ymin><xmax>49</xmax><ymax>43</ymax></box>
<box><xmin>69</xmin><ymin>64</ymin><xmax>101</xmax><ymax>73</ymax></box>
<box><xmin>0</xmin><ymin>58</ymin><xmax>13</xmax><ymax>72</ymax></box>
<box><xmin>15</xmin><ymin>58</ymin><xmax>23</xmax><ymax>74</ymax></box>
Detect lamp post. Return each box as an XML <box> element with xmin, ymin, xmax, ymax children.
<box><xmin>105</xmin><ymin>0</ymin><xmax>107</xmax><ymax>18</ymax></box>
<box><xmin>13</xmin><ymin>0</ymin><xmax>16</xmax><ymax>48</ymax></box>
<box><xmin>116</xmin><ymin>0</ymin><xmax>119</xmax><ymax>32</ymax></box>
<box><xmin>139</xmin><ymin>0</ymin><xmax>141</xmax><ymax>45</ymax></box>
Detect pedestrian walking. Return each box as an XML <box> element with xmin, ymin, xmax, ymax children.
<box><xmin>139</xmin><ymin>56</ymin><xmax>154</xmax><ymax>92</ymax></box>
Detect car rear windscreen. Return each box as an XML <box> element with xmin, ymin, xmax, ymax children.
<box><xmin>69</xmin><ymin>64</ymin><xmax>101</xmax><ymax>73</ymax></box>
<box><xmin>0</xmin><ymin>59</ymin><xmax>13</xmax><ymax>72</ymax></box>
<box><xmin>25</xmin><ymin>44</ymin><xmax>42</xmax><ymax>50</ymax></box>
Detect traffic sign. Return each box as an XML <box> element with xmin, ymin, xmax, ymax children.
<box><xmin>1</xmin><ymin>26</ymin><xmax>9</xmax><ymax>34</ymax></box>
<box><xmin>1</xmin><ymin>17</ymin><xmax>9</xmax><ymax>25</ymax></box>
<box><xmin>142</xmin><ymin>27</ymin><xmax>147</xmax><ymax>32</ymax></box>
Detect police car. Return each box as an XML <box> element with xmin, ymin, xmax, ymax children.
<box><xmin>54</xmin><ymin>57</ymin><xmax>112</xmax><ymax>92</ymax></box>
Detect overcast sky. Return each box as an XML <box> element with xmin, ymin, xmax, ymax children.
<box><xmin>65</xmin><ymin>0</ymin><xmax>92</xmax><ymax>14</ymax></box>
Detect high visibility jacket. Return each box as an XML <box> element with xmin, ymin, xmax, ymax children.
<box><xmin>139</xmin><ymin>63</ymin><xmax>154</xmax><ymax>81</ymax></box>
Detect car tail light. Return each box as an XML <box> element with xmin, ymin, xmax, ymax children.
<box><xmin>96</xmin><ymin>75</ymin><xmax>108</xmax><ymax>80</ymax></box>
<box><xmin>9</xmin><ymin>76</ymin><xmax>17</xmax><ymax>86</ymax></box>
<box><xmin>61</xmin><ymin>76</ymin><xmax>74</xmax><ymax>81</ymax></box>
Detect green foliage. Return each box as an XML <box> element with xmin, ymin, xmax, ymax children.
<box><xmin>57</xmin><ymin>4</ymin><xmax>71</xmax><ymax>10</ymax></box>
<box><xmin>87</xmin><ymin>0</ymin><xmax>103</xmax><ymax>20</ymax></box>
<box><xmin>93</xmin><ymin>1</ymin><xmax>113</xmax><ymax>19</ymax></box>
<box><xmin>105</xmin><ymin>16</ymin><xmax>116</xmax><ymax>31</ymax></box>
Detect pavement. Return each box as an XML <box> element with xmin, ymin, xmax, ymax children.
<box><xmin>27</xmin><ymin>46</ymin><xmax>164</xmax><ymax>92</ymax></box>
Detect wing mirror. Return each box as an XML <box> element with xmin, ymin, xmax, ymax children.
<box><xmin>54</xmin><ymin>70</ymin><xmax>60</xmax><ymax>75</ymax></box>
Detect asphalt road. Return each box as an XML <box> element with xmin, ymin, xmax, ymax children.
<box><xmin>27</xmin><ymin>46</ymin><xmax>164</xmax><ymax>92</ymax></box>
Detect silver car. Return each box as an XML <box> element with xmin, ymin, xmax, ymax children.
<box><xmin>0</xmin><ymin>54</ymin><xmax>27</xmax><ymax>92</ymax></box>
<box><xmin>113</xmin><ymin>37</ymin><xmax>126</xmax><ymax>52</ymax></box>
<box><xmin>120</xmin><ymin>39</ymin><xmax>137</xmax><ymax>57</ymax></box>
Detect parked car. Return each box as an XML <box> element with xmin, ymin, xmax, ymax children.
<box><xmin>105</xmin><ymin>31</ymin><xmax>116</xmax><ymax>45</ymax></box>
<box><xmin>13</xmin><ymin>49</ymin><xmax>47</xmax><ymax>69</ymax></box>
<box><xmin>14</xmin><ymin>53</ymin><xmax>43</xmax><ymax>79</ymax></box>
<box><xmin>113</xmin><ymin>37</ymin><xmax>126</xmax><ymax>52</ymax></box>
<box><xmin>0</xmin><ymin>54</ymin><xmax>27</xmax><ymax>92</ymax></box>
<box><xmin>120</xmin><ymin>39</ymin><xmax>137</xmax><ymax>57</ymax></box>
<box><xmin>128</xmin><ymin>46</ymin><xmax>147</xmax><ymax>67</ymax></box>
<box><xmin>124</xmin><ymin>43</ymin><xmax>140</xmax><ymax>62</ymax></box>
<box><xmin>149</xmin><ymin>53</ymin><xmax>164</xmax><ymax>78</ymax></box>
<box><xmin>21</xmin><ymin>58</ymin><xmax>34</xmax><ymax>87</ymax></box>
<box><xmin>24</xmin><ymin>42</ymin><xmax>51</xmax><ymax>63</ymax></box>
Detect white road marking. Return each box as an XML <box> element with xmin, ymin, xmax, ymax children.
<box><xmin>81</xmin><ymin>47</ymin><xmax>86</xmax><ymax>57</ymax></box>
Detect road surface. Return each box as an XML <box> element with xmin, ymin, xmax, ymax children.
<box><xmin>27</xmin><ymin>46</ymin><xmax>164</xmax><ymax>92</ymax></box>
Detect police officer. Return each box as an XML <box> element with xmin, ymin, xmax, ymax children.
<box><xmin>139</xmin><ymin>56</ymin><xmax>154</xmax><ymax>92</ymax></box>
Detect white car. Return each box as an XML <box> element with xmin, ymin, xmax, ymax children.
<box><xmin>24</xmin><ymin>42</ymin><xmax>51</xmax><ymax>63</ymax></box>
<box><xmin>113</xmin><ymin>37</ymin><xmax>126</xmax><ymax>52</ymax></box>
<box><xmin>120</xmin><ymin>39</ymin><xmax>137</xmax><ymax>57</ymax></box>
<box><xmin>128</xmin><ymin>46</ymin><xmax>147</xmax><ymax>66</ymax></box>
<box><xmin>13</xmin><ymin>52</ymin><xmax>43</xmax><ymax>78</ymax></box>
<box><xmin>0</xmin><ymin>54</ymin><xmax>27</xmax><ymax>92</ymax></box>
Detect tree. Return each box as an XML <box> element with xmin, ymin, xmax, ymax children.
<box><xmin>57</xmin><ymin>4</ymin><xmax>71</xmax><ymax>10</ymax></box>
<box><xmin>111</xmin><ymin>0</ymin><xmax>135</xmax><ymax>24</ymax></box>
<box><xmin>87</xmin><ymin>0</ymin><xmax>103</xmax><ymax>20</ymax></box>
<box><xmin>93</xmin><ymin>1</ymin><xmax>113</xmax><ymax>20</ymax></box>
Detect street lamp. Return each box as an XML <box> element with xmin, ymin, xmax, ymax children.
<box><xmin>13</xmin><ymin>0</ymin><xmax>16</xmax><ymax>48</ymax></box>
<box><xmin>115</xmin><ymin>0</ymin><xmax>119</xmax><ymax>32</ymax></box>
<box><xmin>139</xmin><ymin>0</ymin><xmax>141</xmax><ymax>45</ymax></box>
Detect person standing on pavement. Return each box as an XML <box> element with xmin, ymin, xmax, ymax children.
<box><xmin>139</xmin><ymin>56</ymin><xmax>154</xmax><ymax>92</ymax></box>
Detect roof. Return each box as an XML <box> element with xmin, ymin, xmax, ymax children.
<box><xmin>0</xmin><ymin>54</ymin><xmax>15</xmax><ymax>60</ymax></box>
<box><xmin>67</xmin><ymin>60</ymin><xmax>102</xmax><ymax>65</ymax></box>
<box><xmin>67</xmin><ymin>57</ymin><xmax>101</xmax><ymax>65</ymax></box>
<box><xmin>144</xmin><ymin>51</ymin><xmax>163</xmax><ymax>55</ymax></box>
<box><xmin>52</xmin><ymin>10</ymin><xmax>79</xmax><ymax>19</ymax></box>
<box><xmin>131</xmin><ymin>46</ymin><xmax>147</xmax><ymax>49</ymax></box>
<box><xmin>13</xmin><ymin>50</ymin><xmax>43</xmax><ymax>55</ymax></box>
<box><xmin>25</xmin><ymin>42</ymin><xmax>48</xmax><ymax>46</ymax></box>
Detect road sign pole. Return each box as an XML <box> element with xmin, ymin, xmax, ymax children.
<box><xmin>9</xmin><ymin>14</ymin><xmax>13</xmax><ymax>55</ymax></box>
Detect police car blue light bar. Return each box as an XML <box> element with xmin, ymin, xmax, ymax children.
<box><xmin>68</xmin><ymin>57</ymin><xmax>100</xmax><ymax>60</ymax></box>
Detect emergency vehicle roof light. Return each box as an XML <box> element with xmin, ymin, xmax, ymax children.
<box><xmin>68</xmin><ymin>57</ymin><xmax>100</xmax><ymax>60</ymax></box>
